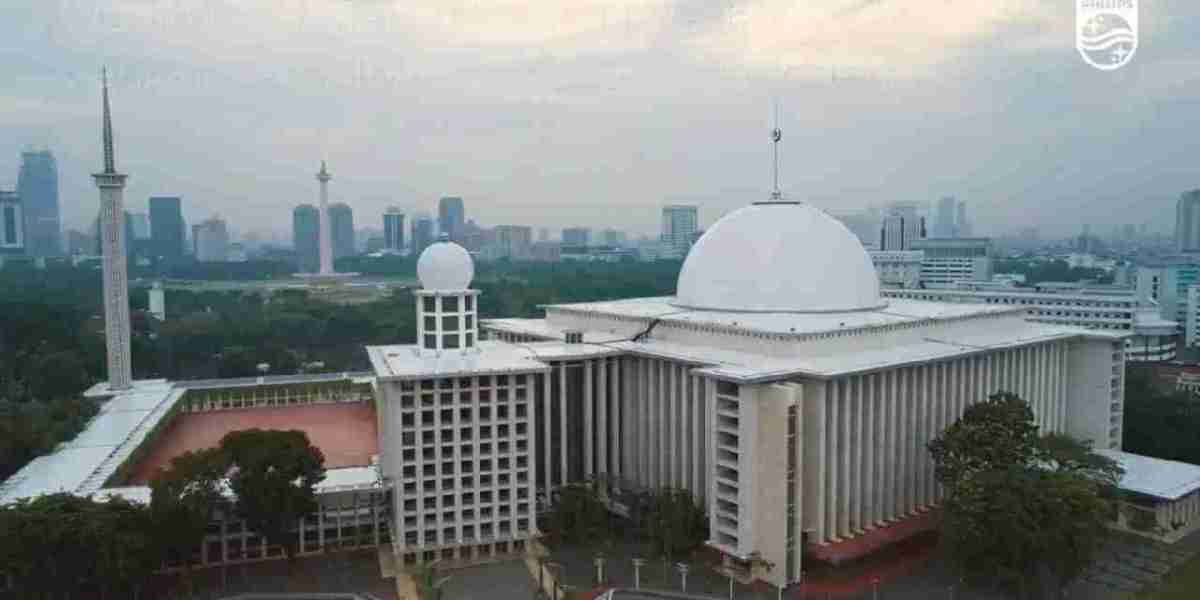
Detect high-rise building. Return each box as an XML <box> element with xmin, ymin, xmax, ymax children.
<box><xmin>493</xmin><ymin>225</ymin><xmax>533</xmax><ymax>260</ymax></box>
<box><xmin>956</xmin><ymin>200</ymin><xmax>971</xmax><ymax>237</ymax></box>
<box><xmin>149</xmin><ymin>196</ymin><xmax>186</xmax><ymax>261</ymax></box>
<box><xmin>934</xmin><ymin>196</ymin><xmax>956</xmax><ymax>238</ymax></box>
<box><xmin>661</xmin><ymin>205</ymin><xmax>699</xmax><ymax>259</ymax></box>
<box><xmin>1176</xmin><ymin>190</ymin><xmax>1200</xmax><ymax>253</ymax></box>
<box><xmin>17</xmin><ymin>150</ymin><xmax>60</xmax><ymax>257</ymax></box>
<box><xmin>562</xmin><ymin>227</ymin><xmax>591</xmax><ymax>247</ymax></box>
<box><xmin>438</xmin><ymin>196</ymin><xmax>465</xmax><ymax>242</ymax></box>
<box><xmin>329</xmin><ymin>202</ymin><xmax>355</xmax><ymax>260</ymax></box>
<box><xmin>383</xmin><ymin>207</ymin><xmax>405</xmax><ymax>253</ymax></box>
<box><xmin>600</xmin><ymin>229</ymin><xmax>626</xmax><ymax>247</ymax></box>
<box><xmin>128</xmin><ymin>211</ymin><xmax>150</xmax><ymax>240</ymax></box>
<box><xmin>66</xmin><ymin>229</ymin><xmax>94</xmax><ymax>256</ymax></box>
<box><xmin>193</xmin><ymin>217</ymin><xmax>229</xmax><ymax>262</ymax></box>
<box><xmin>292</xmin><ymin>204</ymin><xmax>320</xmax><ymax>273</ymax></box>
<box><xmin>412</xmin><ymin>215</ymin><xmax>435</xmax><ymax>257</ymax></box>
<box><xmin>878</xmin><ymin>203</ymin><xmax>925</xmax><ymax>251</ymax></box>
<box><xmin>0</xmin><ymin>190</ymin><xmax>23</xmax><ymax>256</ymax></box>
<box><xmin>909</xmin><ymin>237</ymin><xmax>993</xmax><ymax>288</ymax></box>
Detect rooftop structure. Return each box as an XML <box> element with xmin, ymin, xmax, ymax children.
<box><xmin>92</xmin><ymin>69</ymin><xmax>133</xmax><ymax>391</ymax></box>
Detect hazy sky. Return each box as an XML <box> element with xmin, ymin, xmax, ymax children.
<box><xmin>1</xmin><ymin>0</ymin><xmax>1197</xmax><ymax>239</ymax></box>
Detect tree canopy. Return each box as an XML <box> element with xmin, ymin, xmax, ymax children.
<box><xmin>929</xmin><ymin>392</ymin><xmax>1122</xmax><ymax>599</ymax></box>
<box><xmin>222</xmin><ymin>429</ymin><xmax>326</xmax><ymax>560</ymax></box>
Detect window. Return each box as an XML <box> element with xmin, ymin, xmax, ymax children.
<box><xmin>465</xmin><ymin>333</ymin><xmax>474</xmax><ymax>348</ymax></box>
<box><xmin>444</xmin><ymin>334</ymin><xmax>460</xmax><ymax>349</ymax></box>
<box><xmin>423</xmin><ymin>296</ymin><xmax>436</xmax><ymax>312</ymax></box>
<box><xmin>424</xmin><ymin>316</ymin><xmax>437</xmax><ymax>330</ymax></box>
<box><xmin>424</xmin><ymin>334</ymin><xmax>437</xmax><ymax>349</ymax></box>
<box><xmin>465</xmin><ymin>296</ymin><xmax>474</xmax><ymax>310</ymax></box>
<box><xmin>443</xmin><ymin>315</ymin><xmax>460</xmax><ymax>330</ymax></box>
<box><xmin>443</xmin><ymin>296</ymin><xmax>459</xmax><ymax>311</ymax></box>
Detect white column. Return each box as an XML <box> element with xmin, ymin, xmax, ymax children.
<box><xmin>598</xmin><ymin>358</ymin><xmax>608</xmax><ymax>480</ymax></box>
<box><xmin>612</xmin><ymin>358</ymin><xmax>621</xmax><ymax>484</ymax></box>
<box><xmin>853</xmin><ymin>376</ymin><xmax>864</xmax><ymax>534</ymax></box>
<box><xmin>922</xmin><ymin>364</ymin><xmax>934</xmax><ymax>508</ymax></box>
<box><xmin>666</xmin><ymin>362</ymin><xmax>676</xmax><ymax>487</ymax></box>
<box><xmin>657</xmin><ymin>360</ymin><xmax>666</xmax><ymax>488</ymax></box>
<box><xmin>863</xmin><ymin>373</ymin><xmax>876</xmax><ymax>529</ymax></box>
<box><xmin>706</xmin><ymin>376</ymin><xmax>717</xmax><ymax>519</ymax></box>
<box><xmin>692</xmin><ymin>374</ymin><xmax>702</xmax><ymax>498</ymax></box>
<box><xmin>837</xmin><ymin>379</ymin><xmax>851</xmax><ymax>538</ymax></box>
<box><xmin>681</xmin><ymin>367</ymin><xmax>692</xmax><ymax>493</ymax></box>
<box><xmin>584</xmin><ymin>359</ymin><xmax>593</xmax><ymax>480</ymax></box>
<box><xmin>560</xmin><ymin>363</ymin><xmax>568</xmax><ymax>486</ymax></box>
<box><xmin>641</xmin><ymin>357</ymin><xmax>651</xmax><ymax>487</ymax></box>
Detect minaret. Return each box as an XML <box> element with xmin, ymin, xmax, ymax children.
<box><xmin>415</xmin><ymin>235</ymin><xmax>479</xmax><ymax>355</ymax></box>
<box><xmin>92</xmin><ymin>68</ymin><xmax>133</xmax><ymax>391</ymax></box>
<box><xmin>316</xmin><ymin>161</ymin><xmax>334</xmax><ymax>275</ymax></box>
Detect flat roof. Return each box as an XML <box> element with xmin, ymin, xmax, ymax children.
<box><xmin>542</xmin><ymin>296</ymin><xmax>1029</xmax><ymax>337</ymax></box>
<box><xmin>367</xmin><ymin>340</ymin><xmax>552</xmax><ymax>380</ymax></box>
<box><xmin>1098</xmin><ymin>449</ymin><xmax>1200</xmax><ymax>501</ymax></box>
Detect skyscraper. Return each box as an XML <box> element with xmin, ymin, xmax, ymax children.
<box><xmin>412</xmin><ymin>215</ymin><xmax>435</xmax><ymax>257</ymax></box>
<box><xmin>192</xmin><ymin>217</ymin><xmax>229</xmax><ymax>262</ymax></box>
<box><xmin>661</xmin><ymin>205</ymin><xmax>698</xmax><ymax>259</ymax></box>
<box><xmin>149</xmin><ymin>196</ymin><xmax>185</xmax><ymax>260</ymax></box>
<box><xmin>956</xmin><ymin>200</ymin><xmax>971</xmax><ymax>237</ymax></box>
<box><xmin>383</xmin><ymin>206</ymin><xmax>405</xmax><ymax>253</ymax></box>
<box><xmin>493</xmin><ymin>225</ymin><xmax>533</xmax><ymax>260</ymax></box>
<box><xmin>329</xmin><ymin>202</ymin><xmax>355</xmax><ymax>259</ymax></box>
<box><xmin>0</xmin><ymin>190</ymin><xmax>23</xmax><ymax>256</ymax></box>
<box><xmin>17</xmin><ymin>150</ymin><xmax>60</xmax><ymax>257</ymax></box>
<box><xmin>934</xmin><ymin>196</ymin><xmax>957</xmax><ymax>238</ymax></box>
<box><xmin>293</xmin><ymin>204</ymin><xmax>320</xmax><ymax>273</ymax></box>
<box><xmin>878</xmin><ymin>203</ymin><xmax>925</xmax><ymax>251</ymax></box>
<box><xmin>92</xmin><ymin>70</ymin><xmax>133</xmax><ymax>391</ymax></box>
<box><xmin>1176</xmin><ymin>190</ymin><xmax>1200</xmax><ymax>253</ymax></box>
<box><xmin>438</xmin><ymin>196</ymin><xmax>465</xmax><ymax>242</ymax></box>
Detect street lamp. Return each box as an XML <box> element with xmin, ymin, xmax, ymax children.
<box><xmin>594</xmin><ymin>553</ymin><xmax>607</xmax><ymax>585</ymax></box>
<box><xmin>676</xmin><ymin>563</ymin><xmax>690</xmax><ymax>592</ymax></box>
<box><xmin>632</xmin><ymin>557</ymin><xmax>646</xmax><ymax>590</ymax></box>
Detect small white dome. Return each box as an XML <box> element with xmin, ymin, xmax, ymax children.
<box><xmin>674</xmin><ymin>202</ymin><xmax>885</xmax><ymax>313</ymax></box>
<box><xmin>417</xmin><ymin>241</ymin><xmax>474</xmax><ymax>291</ymax></box>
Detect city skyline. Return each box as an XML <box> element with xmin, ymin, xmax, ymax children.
<box><xmin>1</xmin><ymin>2</ymin><xmax>1197</xmax><ymax>238</ymax></box>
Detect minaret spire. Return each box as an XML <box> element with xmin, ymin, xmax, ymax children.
<box><xmin>101</xmin><ymin>67</ymin><xmax>116</xmax><ymax>174</ymax></box>
<box><xmin>93</xmin><ymin>67</ymin><xmax>133</xmax><ymax>391</ymax></box>
<box><xmin>770</xmin><ymin>99</ymin><xmax>782</xmax><ymax>201</ymax></box>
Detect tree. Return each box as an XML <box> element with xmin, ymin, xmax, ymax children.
<box><xmin>542</xmin><ymin>482</ymin><xmax>609</xmax><ymax>544</ymax></box>
<box><xmin>641</xmin><ymin>487</ymin><xmax>708</xmax><ymax>559</ymax></box>
<box><xmin>221</xmin><ymin>429</ymin><xmax>326</xmax><ymax>562</ymax></box>
<box><xmin>150</xmin><ymin>447</ymin><xmax>228</xmax><ymax>589</ymax></box>
<box><xmin>929</xmin><ymin>393</ymin><xmax>1123</xmax><ymax>599</ymax></box>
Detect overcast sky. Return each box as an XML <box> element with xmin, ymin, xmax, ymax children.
<box><xmin>1</xmin><ymin>0</ymin><xmax>1197</xmax><ymax>239</ymax></box>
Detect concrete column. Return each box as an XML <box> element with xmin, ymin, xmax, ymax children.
<box><xmin>922</xmin><ymin>364</ymin><xmax>934</xmax><ymax>508</ymax></box>
<box><xmin>706</xmin><ymin>376</ymin><xmax>717</xmax><ymax>519</ymax></box>
<box><xmin>560</xmin><ymin>363</ymin><xmax>568</xmax><ymax>487</ymax></box>
<box><xmin>611</xmin><ymin>357</ymin><xmax>621</xmax><ymax>484</ymax></box>
<box><xmin>641</xmin><ymin>357</ymin><xmax>650</xmax><ymax>487</ymax></box>
<box><xmin>692</xmin><ymin>374</ymin><xmax>702</xmax><ymax>498</ymax></box>
<box><xmin>666</xmin><ymin>362</ymin><xmax>676</xmax><ymax>487</ymax></box>
<box><xmin>681</xmin><ymin>367</ymin><xmax>692</xmax><ymax>492</ymax></box>
<box><xmin>598</xmin><ymin>357</ymin><xmax>609</xmax><ymax>480</ymax></box>
<box><xmin>863</xmin><ymin>373</ymin><xmax>876</xmax><ymax>529</ymax></box>
<box><xmin>657</xmin><ymin>360</ymin><xmax>666</xmax><ymax>488</ymax></box>
<box><xmin>834</xmin><ymin>379</ymin><xmax>849</xmax><ymax>539</ymax></box>
<box><xmin>542</xmin><ymin>369</ymin><xmax>553</xmax><ymax>494</ymax></box>
<box><xmin>584</xmin><ymin>359</ymin><xmax>594</xmax><ymax>480</ymax></box>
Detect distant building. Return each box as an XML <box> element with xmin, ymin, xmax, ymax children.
<box><xmin>1137</xmin><ymin>261</ymin><xmax>1200</xmax><ymax>325</ymax></box>
<box><xmin>956</xmin><ymin>200</ymin><xmax>971</xmax><ymax>237</ymax></box>
<box><xmin>530</xmin><ymin>240</ymin><xmax>561</xmax><ymax>262</ymax></box>
<box><xmin>149</xmin><ymin>196</ymin><xmax>186</xmax><ymax>261</ymax></box>
<box><xmin>869</xmin><ymin>250</ymin><xmax>923</xmax><ymax>289</ymax></box>
<box><xmin>227</xmin><ymin>243</ymin><xmax>248</xmax><ymax>263</ymax></box>
<box><xmin>909</xmin><ymin>237</ymin><xmax>993</xmax><ymax>288</ymax></box>
<box><xmin>192</xmin><ymin>217</ymin><xmax>229</xmax><ymax>262</ymax></box>
<box><xmin>329</xmin><ymin>202</ymin><xmax>355</xmax><ymax>259</ymax></box>
<box><xmin>383</xmin><ymin>207</ymin><xmax>405</xmax><ymax>254</ymax></box>
<box><xmin>1176</xmin><ymin>190</ymin><xmax>1200</xmax><ymax>253</ymax></box>
<box><xmin>128</xmin><ymin>211</ymin><xmax>150</xmax><ymax>240</ymax></box>
<box><xmin>438</xmin><ymin>196</ymin><xmax>465</xmax><ymax>242</ymax></box>
<box><xmin>934</xmin><ymin>196</ymin><xmax>957</xmax><ymax>238</ymax></box>
<box><xmin>65</xmin><ymin>228</ymin><xmax>93</xmax><ymax>256</ymax></box>
<box><xmin>884</xmin><ymin>286</ymin><xmax>1176</xmax><ymax>362</ymax></box>
<box><xmin>661</xmin><ymin>205</ymin><xmax>698</xmax><ymax>259</ymax></box>
<box><xmin>17</xmin><ymin>150</ymin><xmax>61</xmax><ymax>257</ymax></box>
<box><xmin>293</xmin><ymin>204</ymin><xmax>320</xmax><ymax>273</ymax></box>
<box><xmin>600</xmin><ymin>229</ymin><xmax>626</xmax><ymax>247</ymax></box>
<box><xmin>830</xmin><ymin>209</ymin><xmax>882</xmax><ymax>250</ymax></box>
<box><xmin>0</xmin><ymin>190</ymin><xmax>23</xmax><ymax>255</ymax></box>
<box><xmin>148</xmin><ymin>282</ymin><xmax>165</xmax><ymax>321</ymax></box>
<box><xmin>562</xmin><ymin>227</ymin><xmax>591</xmax><ymax>247</ymax></box>
<box><xmin>493</xmin><ymin>225</ymin><xmax>533</xmax><ymax>260</ymax></box>
<box><xmin>412</xmin><ymin>215</ymin><xmax>435</xmax><ymax>257</ymax></box>
<box><xmin>538</xmin><ymin>227</ymin><xmax>550</xmax><ymax>242</ymax></box>
<box><xmin>878</xmin><ymin>203</ymin><xmax>925</xmax><ymax>251</ymax></box>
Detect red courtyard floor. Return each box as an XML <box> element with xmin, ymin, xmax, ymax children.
<box><xmin>128</xmin><ymin>403</ymin><xmax>379</xmax><ymax>484</ymax></box>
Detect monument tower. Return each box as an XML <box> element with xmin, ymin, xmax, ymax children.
<box><xmin>92</xmin><ymin>69</ymin><xmax>133</xmax><ymax>391</ymax></box>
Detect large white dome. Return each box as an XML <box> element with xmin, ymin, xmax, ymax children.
<box><xmin>417</xmin><ymin>240</ymin><xmax>474</xmax><ymax>291</ymax></box>
<box><xmin>674</xmin><ymin>202</ymin><xmax>885</xmax><ymax>313</ymax></box>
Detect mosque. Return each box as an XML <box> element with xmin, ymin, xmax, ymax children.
<box><xmin>7</xmin><ymin>73</ymin><xmax>1200</xmax><ymax>591</ymax></box>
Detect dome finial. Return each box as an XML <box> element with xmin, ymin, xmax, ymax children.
<box><xmin>770</xmin><ymin>98</ymin><xmax>782</xmax><ymax>201</ymax></box>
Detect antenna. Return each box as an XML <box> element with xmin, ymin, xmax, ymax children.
<box><xmin>770</xmin><ymin>99</ymin><xmax>782</xmax><ymax>201</ymax></box>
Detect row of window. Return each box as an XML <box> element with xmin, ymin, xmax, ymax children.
<box><xmin>401</xmin><ymin>456</ymin><xmax>530</xmax><ymax>479</ymax></box>
<box><xmin>398</xmin><ymin>388</ymin><xmax>528</xmax><ymax>409</ymax></box>
<box><xmin>396</xmin><ymin>470</ymin><xmax>529</xmax><ymax>497</ymax></box>
<box><xmin>400</xmin><ymin>486</ymin><xmax>531</xmax><ymax>513</ymax></box>
<box><xmin>401</xmin><ymin>519</ymin><xmax>531</xmax><ymax>547</ymax></box>
<box><xmin>422</xmin><ymin>295</ymin><xmax>475</xmax><ymax>313</ymax></box>
<box><xmin>399</xmin><ymin>424</ymin><xmax>529</xmax><ymax>446</ymax></box>
<box><xmin>399</xmin><ymin>374</ymin><xmax>530</xmax><ymax>392</ymax></box>
<box><xmin>423</xmin><ymin>314</ymin><xmax>476</xmax><ymax>331</ymax></box>
<box><xmin>399</xmin><ymin>440</ymin><xmax>525</xmax><ymax>463</ymax></box>
<box><xmin>399</xmin><ymin>404</ymin><xmax>528</xmax><ymax>426</ymax></box>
